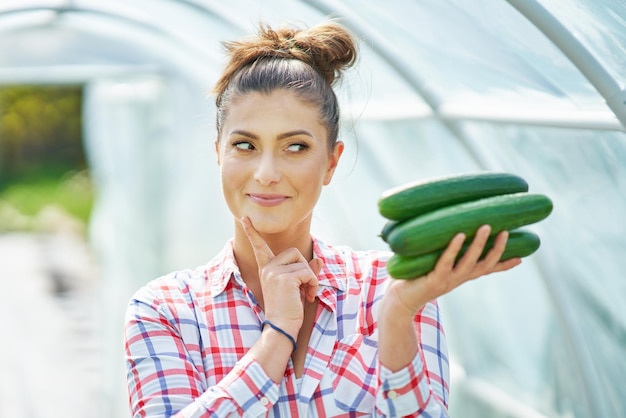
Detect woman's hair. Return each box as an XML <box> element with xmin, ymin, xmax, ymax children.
<box><xmin>212</xmin><ymin>21</ymin><xmax>358</xmax><ymax>147</ymax></box>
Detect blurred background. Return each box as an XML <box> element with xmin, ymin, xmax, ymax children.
<box><xmin>0</xmin><ymin>1</ymin><xmax>624</xmax><ymax>417</ymax></box>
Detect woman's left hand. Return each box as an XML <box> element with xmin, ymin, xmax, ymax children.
<box><xmin>383</xmin><ymin>225</ymin><xmax>522</xmax><ymax>318</ymax></box>
<box><xmin>377</xmin><ymin>225</ymin><xmax>522</xmax><ymax>371</ymax></box>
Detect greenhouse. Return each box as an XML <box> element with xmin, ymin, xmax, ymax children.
<box><xmin>0</xmin><ymin>1</ymin><xmax>624</xmax><ymax>417</ymax></box>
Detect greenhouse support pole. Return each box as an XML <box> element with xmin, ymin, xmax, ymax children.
<box><xmin>506</xmin><ymin>4</ymin><xmax>619</xmax><ymax>417</ymax></box>
<box><xmin>506</xmin><ymin>0</ymin><xmax>626</xmax><ymax>131</ymax></box>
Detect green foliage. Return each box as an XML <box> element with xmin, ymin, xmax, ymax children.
<box><xmin>0</xmin><ymin>84</ymin><xmax>85</xmax><ymax>184</ymax></box>
<box><xmin>1</xmin><ymin>169</ymin><xmax>93</xmax><ymax>220</ymax></box>
<box><xmin>0</xmin><ymin>85</ymin><xmax>91</xmax><ymax>232</ymax></box>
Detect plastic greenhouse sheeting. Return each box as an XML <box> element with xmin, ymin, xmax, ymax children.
<box><xmin>0</xmin><ymin>1</ymin><xmax>624</xmax><ymax>417</ymax></box>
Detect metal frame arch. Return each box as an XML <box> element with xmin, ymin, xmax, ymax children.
<box><xmin>507</xmin><ymin>0</ymin><xmax>626</xmax><ymax>131</ymax></box>
<box><xmin>0</xmin><ymin>1</ymin><xmax>250</xmax><ymax>84</ymax></box>
<box><xmin>505</xmin><ymin>2</ymin><xmax>625</xmax><ymax>417</ymax></box>
<box><xmin>304</xmin><ymin>0</ymin><xmax>624</xmax><ymax>132</ymax></box>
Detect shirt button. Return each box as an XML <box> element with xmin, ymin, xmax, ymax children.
<box><xmin>260</xmin><ymin>397</ymin><xmax>270</xmax><ymax>406</ymax></box>
<box><xmin>387</xmin><ymin>390</ymin><xmax>398</xmax><ymax>399</ymax></box>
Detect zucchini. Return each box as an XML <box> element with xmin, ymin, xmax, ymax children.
<box><xmin>378</xmin><ymin>172</ymin><xmax>529</xmax><ymax>221</ymax></box>
<box><xmin>386</xmin><ymin>192</ymin><xmax>553</xmax><ymax>256</ymax></box>
<box><xmin>379</xmin><ymin>220</ymin><xmax>400</xmax><ymax>242</ymax></box>
<box><xmin>387</xmin><ymin>230</ymin><xmax>540</xmax><ymax>280</ymax></box>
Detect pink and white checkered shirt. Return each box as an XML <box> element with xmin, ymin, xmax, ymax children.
<box><xmin>124</xmin><ymin>236</ymin><xmax>450</xmax><ymax>417</ymax></box>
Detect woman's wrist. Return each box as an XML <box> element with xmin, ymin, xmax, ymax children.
<box><xmin>261</xmin><ymin>320</ymin><xmax>297</xmax><ymax>352</ymax></box>
<box><xmin>378</xmin><ymin>300</ymin><xmax>416</xmax><ymax>330</ymax></box>
<box><xmin>378</xmin><ymin>288</ymin><xmax>421</xmax><ymax>371</ymax></box>
<box><xmin>380</xmin><ymin>281</ymin><xmax>428</xmax><ymax>321</ymax></box>
<box><xmin>250</xmin><ymin>324</ymin><xmax>296</xmax><ymax>383</ymax></box>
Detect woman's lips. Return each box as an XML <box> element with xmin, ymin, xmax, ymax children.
<box><xmin>247</xmin><ymin>193</ymin><xmax>290</xmax><ymax>207</ymax></box>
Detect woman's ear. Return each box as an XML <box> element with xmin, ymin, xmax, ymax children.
<box><xmin>323</xmin><ymin>141</ymin><xmax>344</xmax><ymax>185</ymax></box>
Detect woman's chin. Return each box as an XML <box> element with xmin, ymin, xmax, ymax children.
<box><xmin>241</xmin><ymin>214</ymin><xmax>287</xmax><ymax>235</ymax></box>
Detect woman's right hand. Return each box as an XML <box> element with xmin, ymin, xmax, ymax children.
<box><xmin>241</xmin><ymin>217</ymin><xmax>322</xmax><ymax>339</ymax></box>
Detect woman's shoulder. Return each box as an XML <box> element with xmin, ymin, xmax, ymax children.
<box><xmin>130</xmin><ymin>240</ymin><xmax>235</xmax><ymax>307</ymax></box>
<box><xmin>129</xmin><ymin>266</ymin><xmax>209</xmax><ymax>309</ymax></box>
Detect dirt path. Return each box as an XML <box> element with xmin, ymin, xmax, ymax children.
<box><xmin>0</xmin><ymin>232</ymin><xmax>103</xmax><ymax>418</ymax></box>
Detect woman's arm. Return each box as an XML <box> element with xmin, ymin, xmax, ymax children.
<box><xmin>125</xmin><ymin>295</ymin><xmax>289</xmax><ymax>418</ymax></box>
<box><xmin>375</xmin><ymin>225</ymin><xmax>521</xmax><ymax>416</ymax></box>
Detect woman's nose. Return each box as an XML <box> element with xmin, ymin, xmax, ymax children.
<box><xmin>253</xmin><ymin>151</ymin><xmax>281</xmax><ymax>185</ymax></box>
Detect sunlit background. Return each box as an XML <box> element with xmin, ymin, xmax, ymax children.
<box><xmin>0</xmin><ymin>1</ymin><xmax>624</xmax><ymax>417</ymax></box>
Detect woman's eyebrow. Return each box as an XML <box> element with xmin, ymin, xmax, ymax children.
<box><xmin>277</xmin><ymin>130</ymin><xmax>314</xmax><ymax>140</ymax></box>
<box><xmin>229</xmin><ymin>129</ymin><xmax>257</xmax><ymax>139</ymax></box>
<box><xmin>229</xmin><ymin>129</ymin><xmax>315</xmax><ymax>140</ymax></box>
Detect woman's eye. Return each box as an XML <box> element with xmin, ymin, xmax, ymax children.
<box><xmin>286</xmin><ymin>143</ymin><xmax>308</xmax><ymax>152</ymax></box>
<box><xmin>233</xmin><ymin>141</ymin><xmax>254</xmax><ymax>151</ymax></box>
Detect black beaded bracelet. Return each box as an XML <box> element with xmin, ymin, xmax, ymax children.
<box><xmin>261</xmin><ymin>320</ymin><xmax>297</xmax><ymax>352</ymax></box>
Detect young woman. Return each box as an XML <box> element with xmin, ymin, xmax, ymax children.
<box><xmin>124</xmin><ymin>21</ymin><xmax>520</xmax><ymax>417</ymax></box>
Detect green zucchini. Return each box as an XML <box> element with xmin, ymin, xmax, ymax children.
<box><xmin>386</xmin><ymin>192</ymin><xmax>553</xmax><ymax>256</ymax></box>
<box><xmin>378</xmin><ymin>172</ymin><xmax>529</xmax><ymax>221</ymax></box>
<box><xmin>386</xmin><ymin>230</ymin><xmax>540</xmax><ymax>280</ymax></box>
<box><xmin>379</xmin><ymin>220</ymin><xmax>400</xmax><ymax>242</ymax></box>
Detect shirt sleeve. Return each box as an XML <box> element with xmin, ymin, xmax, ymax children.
<box><xmin>124</xmin><ymin>286</ymin><xmax>280</xmax><ymax>418</ymax></box>
<box><xmin>375</xmin><ymin>300</ymin><xmax>450</xmax><ymax>418</ymax></box>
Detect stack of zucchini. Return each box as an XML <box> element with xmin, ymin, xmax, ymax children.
<box><xmin>378</xmin><ymin>172</ymin><xmax>553</xmax><ymax>280</ymax></box>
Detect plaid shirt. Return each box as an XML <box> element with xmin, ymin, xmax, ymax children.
<box><xmin>125</xmin><ymin>237</ymin><xmax>450</xmax><ymax>417</ymax></box>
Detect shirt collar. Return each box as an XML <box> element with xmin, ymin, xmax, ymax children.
<box><xmin>206</xmin><ymin>236</ymin><xmax>348</xmax><ymax>297</ymax></box>
<box><xmin>206</xmin><ymin>239</ymin><xmax>240</xmax><ymax>296</ymax></box>
<box><xmin>312</xmin><ymin>235</ymin><xmax>347</xmax><ymax>293</ymax></box>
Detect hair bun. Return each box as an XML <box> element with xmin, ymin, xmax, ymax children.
<box><xmin>222</xmin><ymin>21</ymin><xmax>358</xmax><ymax>87</ymax></box>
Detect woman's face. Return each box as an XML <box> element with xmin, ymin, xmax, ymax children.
<box><xmin>215</xmin><ymin>89</ymin><xmax>343</xmax><ymax>235</ymax></box>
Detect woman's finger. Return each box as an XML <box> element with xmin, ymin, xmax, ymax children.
<box><xmin>270</xmin><ymin>250</ymin><xmax>320</xmax><ymax>296</ymax></box>
<box><xmin>305</xmin><ymin>258</ymin><xmax>323</xmax><ymax>302</ymax></box>
<box><xmin>241</xmin><ymin>217</ymin><xmax>275</xmax><ymax>268</ymax></box>
<box><xmin>434</xmin><ymin>232</ymin><xmax>467</xmax><ymax>272</ymax></box>
<box><xmin>453</xmin><ymin>225</ymin><xmax>491</xmax><ymax>272</ymax></box>
<box><xmin>479</xmin><ymin>230</ymin><xmax>509</xmax><ymax>269</ymax></box>
<box><xmin>491</xmin><ymin>257</ymin><xmax>522</xmax><ymax>273</ymax></box>
<box><xmin>241</xmin><ymin>217</ymin><xmax>320</xmax><ymax>302</ymax></box>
